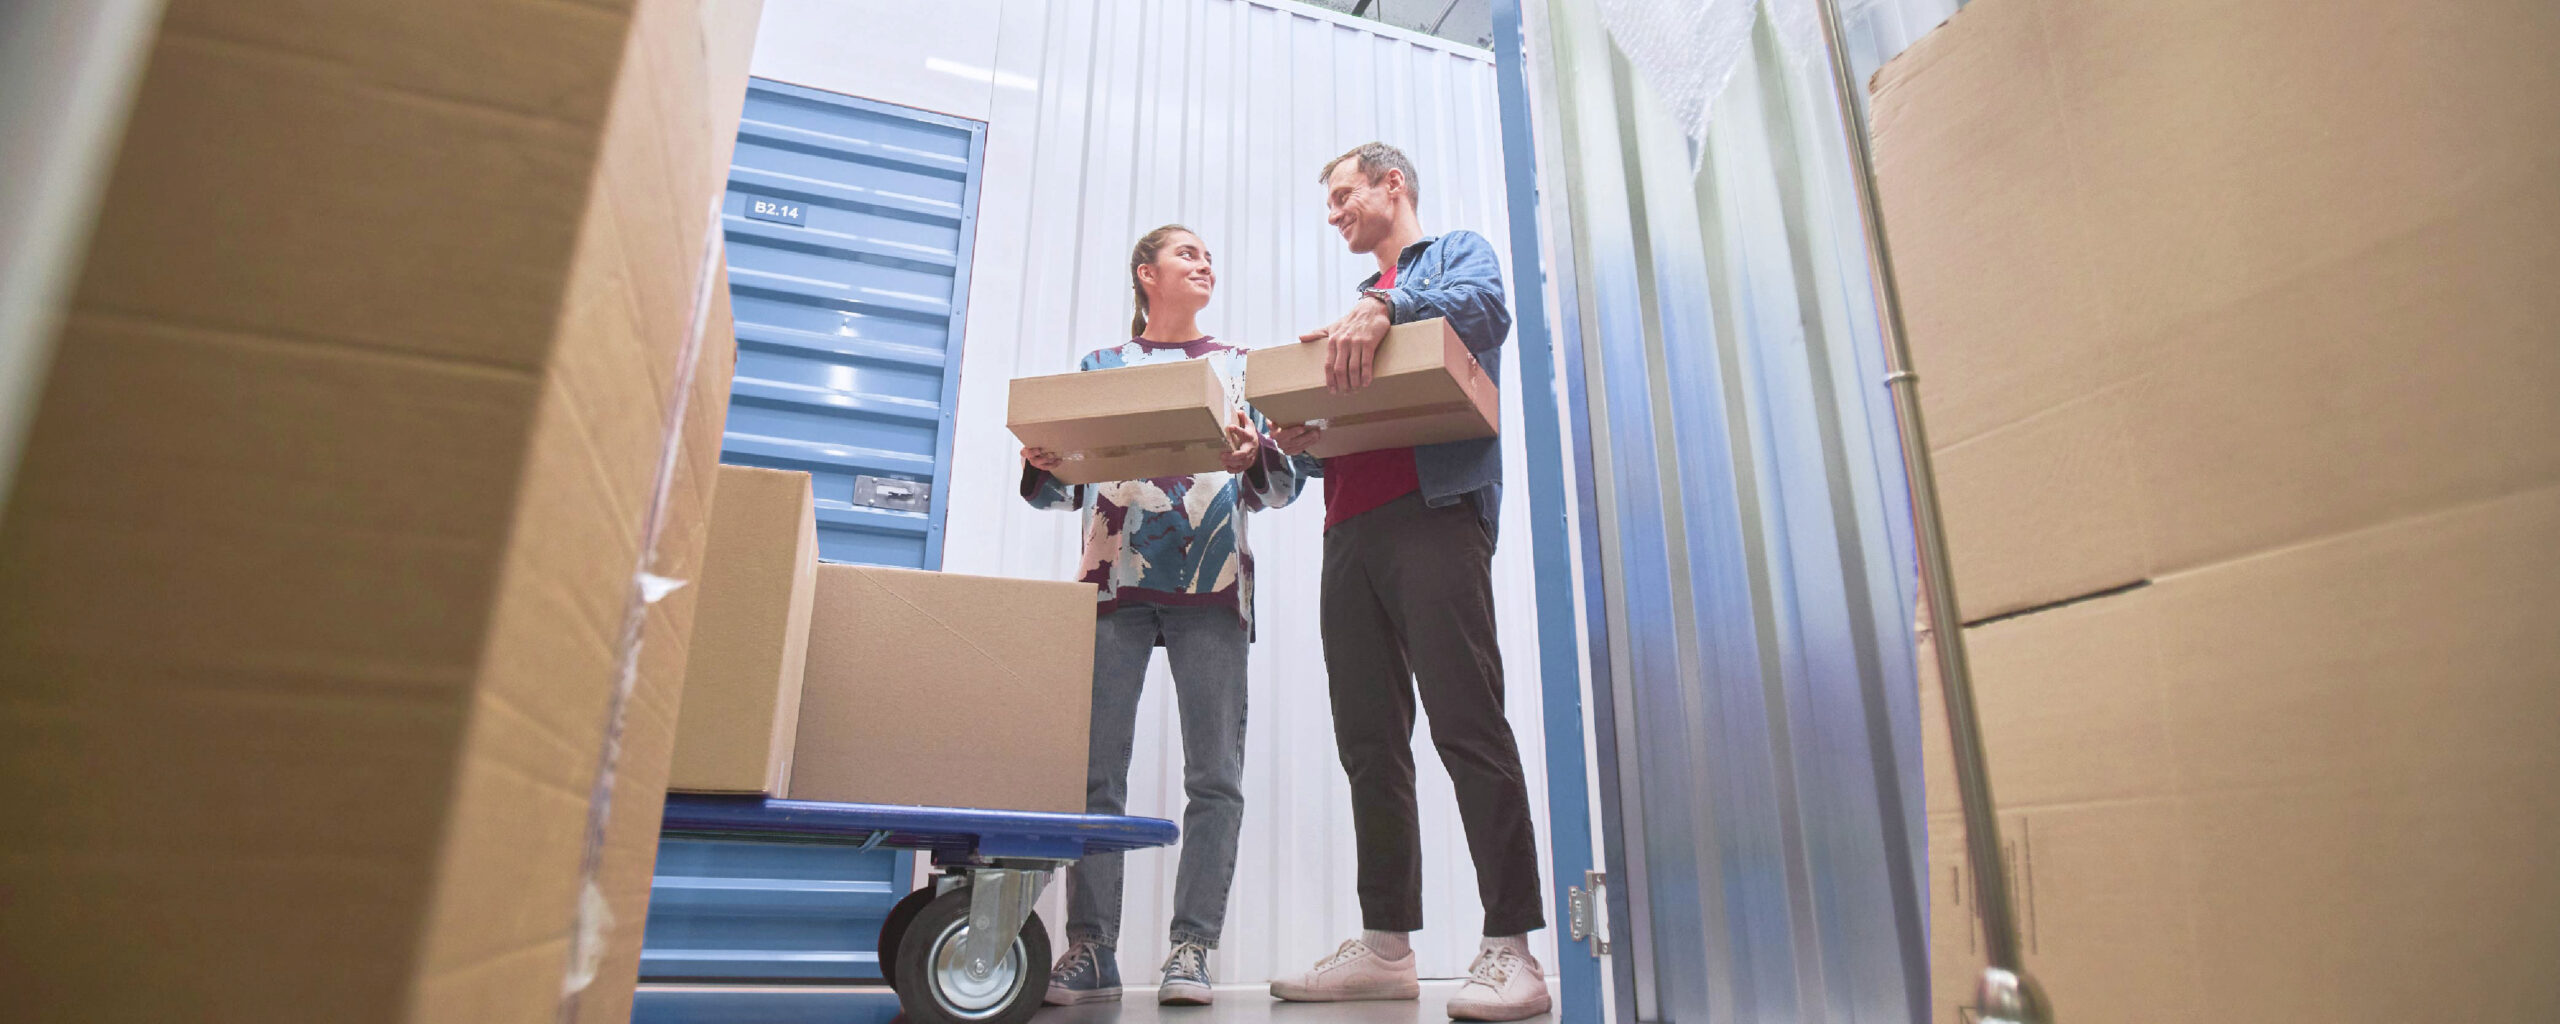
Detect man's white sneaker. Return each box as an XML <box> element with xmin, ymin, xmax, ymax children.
<box><xmin>1268</xmin><ymin>939</ymin><xmax>1422</xmax><ymax>1002</ymax></box>
<box><xmin>1447</xmin><ymin>945</ymin><xmax>1551</xmax><ymax>1022</ymax></box>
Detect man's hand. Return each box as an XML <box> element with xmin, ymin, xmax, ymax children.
<box><xmin>1219</xmin><ymin>409</ymin><xmax>1262</xmax><ymax>474</ymax></box>
<box><xmin>1302</xmin><ymin>293</ymin><xmax>1393</xmax><ymax>395</ymax></box>
<box><xmin>1271</xmin><ymin>423</ymin><xmax>1325</xmax><ymax>458</ymax></box>
<box><xmin>1023</xmin><ymin>446</ymin><xmax>1065</xmax><ymax>472</ymax></box>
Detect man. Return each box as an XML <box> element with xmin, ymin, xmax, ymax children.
<box><xmin>1266</xmin><ymin>142</ymin><xmax>1549</xmax><ymax>1022</ymax></box>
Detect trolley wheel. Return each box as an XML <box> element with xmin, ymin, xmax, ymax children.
<box><xmin>890</xmin><ymin>886</ymin><xmax>1050</xmax><ymax>1024</ymax></box>
<box><xmin>876</xmin><ymin>885</ymin><xmax>939</xmax><ymax>990</ymax></box>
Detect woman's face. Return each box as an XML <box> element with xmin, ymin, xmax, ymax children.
<box><xmin>1141</xmin><ymin>232</ymin><xmax>1216</xmax><ymax>312</ymax></box>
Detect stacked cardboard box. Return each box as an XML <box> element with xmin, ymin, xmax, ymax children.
<box><xmin>0</xmin><ymin>0</ymin><xmax>760</xmax><ymax>1019</ymax></box>
<box><xmin>669</xmin><ymin>465</ymin><xmax>821</xmax><ymax>798</ymax></box>
<box><xmin>1873</xmin><ymin>0</ymin><xmax>2560</xmax><ymax>1019</ymax></box>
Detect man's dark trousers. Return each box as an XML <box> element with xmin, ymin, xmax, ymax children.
<box><xmin>1321</xmin><ymin>491</ymin><xmax>1545</xmax><ymax>936</ymax></box>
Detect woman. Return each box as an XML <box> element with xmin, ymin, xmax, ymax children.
<box><xmin>1020</xmin><ymin>224</ymin><xmax>1302</xmax><ymax>1006</ymax></box>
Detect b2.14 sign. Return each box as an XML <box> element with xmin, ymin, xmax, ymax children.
<box><xmin>746</xmin><ymin>197</ymin><xmax>807</xmax><ymax>227</ymax></box>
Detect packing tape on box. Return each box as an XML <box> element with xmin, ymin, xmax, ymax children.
<box><xmin>557</xmin><ymin>196</ymin><xmax>724</xmax><ymax>1015</ymax></box>
<box><xmin>1064</xmin><ymin>437</ymin><xmax>1232</xmax><ymax>461</ymax></box>
<box><xmin>1300</xmin><ymin>399</ymin><xmax>1479</xmax><ymax>432</ymax></box>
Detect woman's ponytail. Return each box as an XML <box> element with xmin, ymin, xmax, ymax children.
<box><xmin>1127</xmin><ymin>223</ymin><xmax>1190</xmax><ymax>339</ymax></box>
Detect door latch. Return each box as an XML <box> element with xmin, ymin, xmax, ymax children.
<box><xmin>1567</xmin><ymin>869</ymin><xmax>1610</xmax><ymax>956</ymax></box>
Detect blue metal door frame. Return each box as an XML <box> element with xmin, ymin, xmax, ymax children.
<box><xmin>1491</xmin><ymin>4</ymin><xmax>1605</xmax><ymax>1021</ymax></box>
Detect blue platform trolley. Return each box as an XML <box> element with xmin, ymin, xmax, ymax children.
<box><xmin>659</xmin><ymin>796</ymin><xmax>1178</xmax><ymax>1024</ymax></box>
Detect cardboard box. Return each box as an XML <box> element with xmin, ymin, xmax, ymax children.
<box><xmin>571</xmin><ymin>267</ymin><xmax>741</xmax><ymax>1024</ymax></box>
<box><xmin>1009</xmin><ymin>357</ymin><xmax>1232</xmax><ymax>484</ymax></box>
<box><xmin>1916</xmin><ymin>486</ymin><xmax>2560</xmax><ymax>1024</ymax></box>
<box><xmin>1245</xmin><ymin>318</ymin><xmax>1497</xmax><ymax>458</ymax></box>
<box><xmin>669</xmin><ymin>464</ymin><xmax>819</xmax><ymax>796</ymax></box>
<box><xmin>0</xmin><ymin>0</ymin><xmax>760</xmax><ymax>1019</ymax></box>
<box><xmin>1880</xmin><ymin>1</ymin><xmax>2560</xmax><ymax>1018</ymax></box>
<box><xmin>791</xmin><ymin>566</ymin><xmax>1094</xmax><ymax>813</ymax></box>
<box><xmin>1871</xmin><ymin>0</ymin><xmax>2560</xmax><ymax>621</ymax></box>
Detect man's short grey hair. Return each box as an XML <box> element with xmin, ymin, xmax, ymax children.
<box><xmin>1321</xmin><ymin>142</ymin><xmax>1419</xmax><ymax>210</ymax></box>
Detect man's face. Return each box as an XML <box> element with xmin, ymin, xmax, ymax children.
<box><xmin>1324</xmin><ymin>160</ymin><xmax>1403</xmax><ymax>256</ymax></box>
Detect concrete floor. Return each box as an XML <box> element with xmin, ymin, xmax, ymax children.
<box><xmin>1045</xmin><ymin>981</ymin><xmax>1553</xmax><ymax>1024</ymax></box>
<box><xmin>633</xmin><ymin>980</ymin><xmax>1558</xmax><ymax>1024</ymax></box>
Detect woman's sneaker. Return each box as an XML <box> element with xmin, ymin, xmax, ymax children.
<box><xmin>1043</xmin><ymin>940</ymin><xmax>1121</xmax><ymax>1006</ymax></box>
<box><xmin>1268</xmin><ymin>939</ymin><xmax>1421</xmax><ymax>1002</ymax></box>
<box><xmin>1447</xmin><ymin>943</ymin><xmax>1551</xmax><ymax>1021</ymax></box>
<box><xmin>1158</xmin><ymin>939</ymin><xmax>1215</xmax><ymax>1006</ymax></box>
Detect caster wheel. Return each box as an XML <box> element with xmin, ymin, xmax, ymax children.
<box><xmin>890</xmin><ymin>886</ymin><xmax>1050</xmax><ymax>1024</ymax></box>
<box><xmin>876</xmin><ymin>885</ymin><xmax>939</xmax><ymax>989</ymax></box>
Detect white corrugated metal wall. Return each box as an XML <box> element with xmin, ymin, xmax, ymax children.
<box><xmin>749</xmin><ymin>0</ymin><xmax>1556</xmax><ymax>983</ymax></box>
<box><xmin>944</xmin><ymin>0</ymin><xmax>1556</xmax><ymax>984</ymax></box>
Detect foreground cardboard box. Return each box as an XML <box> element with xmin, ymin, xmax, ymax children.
<box><xmin>791</xmin><ymin>566</ymin><xmax>1094</xmax><ymax>813</ymax></box>
<box><xmin>0</xmin><ymin>0</ymin><xmax>760</xmax><ymax>1019</ymax></box>
<box><xmin>669</xmin><ymin>464</ymin><xmax>820</xmax><ymax>796</ymax></box>
<box><xmin>1009</xmin><ymin>358</ymin><xmax>1232</xmax><ymax>484</ymax></box>
<box><xmin>1879</xmin><ymin>0</ymin><xmax>2560</xmax><ymax>1019</ymax></box>
<box><xmin>573</xmin><ymin>269</ymin><xmax>741</xmax><ymax>1024</ymax></box>
<box><xmin>1245</xmin><ymin>318</ymin><xmax>1497</xmax><ymax>458</ymax></box>
<box><xmin>1871</xmin><ymin>0</ymin><xmax>2560</xmax><ymax>622</ymax></box>
<box><xmin>1917</xmin><ymin>487</ymin><xmax>2560</xmax><ymax>1024</ymax></box>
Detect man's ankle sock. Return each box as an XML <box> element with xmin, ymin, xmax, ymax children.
<box><xmin>1363</xmin><ymin>930</ymin><xmax>1413</xmax><ymax>959</ymax></box>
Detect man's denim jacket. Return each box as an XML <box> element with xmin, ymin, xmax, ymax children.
<box><xmin>1292</xmin><ymin>230</ymin><xmax>1512</xmax><ymax>538</ymax></box>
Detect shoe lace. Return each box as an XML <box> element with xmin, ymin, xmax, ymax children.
<box><xmin>1167</xmin><ymin>941</ymin><xmax>1210</xmax><ymax>980</ymax></box>
<box><xmin>1058</xmin><ymin>942</ymin><xmax>1104</xmax><ymax>978</ymax></box>
<box><xmin>1467</xmin><ymin>946</ymin><xmax>1525</xmax><ymax>988</ymax></box>
<box><xmin>1314</xmin><ymin>939</ymin><xmax>1370</xmax><ymax>973</ymax></box>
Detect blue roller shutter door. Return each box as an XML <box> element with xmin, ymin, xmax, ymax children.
<box><xmin>636</xmin><ymin>80</ymin><xmax>983</xmax><ymax>991</ymax></box>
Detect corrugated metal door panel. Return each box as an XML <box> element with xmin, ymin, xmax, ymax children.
<box><xmin>637</xmin><ymin>79</ymin><xmax>982</xmax><ymax>991</ymax></box>
<box><xmin>716</xmin><ymin>78</ymin><xmax>983</xmax><ymax>569</ymax></box>
<box><xmin>639</xmin><ymin>841</ymin><xmax>915</xmax><ymax>982</ymax></box>
<box><xmin>1525</xmin><ymin>1</ymin><xmax>1948</xmax><ymax>1021</ymax></box>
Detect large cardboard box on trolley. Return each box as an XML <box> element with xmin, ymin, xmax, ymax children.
<box><xmin>790</xmin><ymin>566</ymin><xmax>1095</xmax><ymax>814</ymax></box>
<box><xmin>1245</xmin><ymin>317</ymin><xmax>1498</xmax><ymax>458</ymax></box>
<box><xmin>1873</xmin><ymin>0</ymin><xmax>2560</xmax><ymax>1020</ymax></box>
<box><xmin>0</xmin><ymin>0</ymin><xmax>762</xmax><ymax>1019</ymax></box>
<box><xmin>668</xmin><ymin>465</ymin><xmax>820</xmax><ymax>797</ymax></box>
<box><xmin>1009</xmin><ymin>357</ymin><xmax>1233</xmax><ymax>484</ymax></box>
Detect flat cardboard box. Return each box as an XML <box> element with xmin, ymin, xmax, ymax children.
<box><xmin>1870</xmin><ymin>0</ymin><xmax>2560</xmax><ymax>621</ymax></box>
<box><xmin>669</xmin><ymin>464</ymin><xmax>820</xmax><ymax>796</ymax></box>
<box><xmin>1917</xmin><ymin>486</ymin><xmax>2560</xmax><ymax>1023</ymax></box>
<box><xmin>1009</xmin><ymin>357</ymin><xmax>1231</xmax><ymax>484</ymax></box>
<box><xmin>1245</xmin><ymin>317</ymin><xmax>1498</xmax><ymax>458</ymax></box>
<box><xmin>572</xmin><ymin>265</ymin><xmax>741</xmax><ymax>1024</ymax></box>
<box><xmin>791</xmin><ymin>566</ymin><xmax>1094</xmax><ymax>813</ymax></box>
<box><xmin>0</xmin><ymin>0</ymin><xmax>759</xmax><ymax>1019</ymax></box>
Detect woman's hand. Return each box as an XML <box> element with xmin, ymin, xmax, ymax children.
<box><xmin>1023</xmin><ymin>446</ymin><xmax>1066</xmax><ymax>472</ymax></box>
<box><xmin>1219</xmin><ymin>409</ymin><xmax>1262</xmax><ymax>474</ymax></box>
<box><xmin>1271</xmin><ymin>423</ymin><xmax>1324</xmax><ymax>457</ymax></box>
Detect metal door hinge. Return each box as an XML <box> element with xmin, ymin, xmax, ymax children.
<box><xmin>1566</xmin><ymin>869</ymin><xmax>1610</xmax><ymax>956</ymax></box>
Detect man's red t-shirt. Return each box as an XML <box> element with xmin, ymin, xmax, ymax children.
<box><xmin>1320</xmin><ymin>261</ymin><xmax>1421</xmax><ymax>530</ymax></box>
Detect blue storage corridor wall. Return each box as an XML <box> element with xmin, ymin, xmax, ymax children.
<box><xmin>636</xmin><ymin>80</ymin><xmax>984</xmax><ymax>993</ymax></box>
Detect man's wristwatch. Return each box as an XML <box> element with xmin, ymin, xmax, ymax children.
<box><xmin>1358</xmin><ymin>287</ymin><xmax>1395</xmax><ymax>314</ymax></box>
